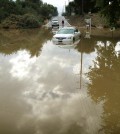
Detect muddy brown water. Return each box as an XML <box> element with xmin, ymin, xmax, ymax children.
<box><xmin>0</xmin><ymin>28</ymin><xmax>120</xmax><ymax>134</ymax></box>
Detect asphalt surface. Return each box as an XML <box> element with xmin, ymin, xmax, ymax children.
<box><xmin>46</xmin><ymin>16</ymin><xmax>71</xmax><ymax>28</ymax></box>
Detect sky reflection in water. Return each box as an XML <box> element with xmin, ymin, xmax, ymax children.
<box><xmin>0</xmin><ymin>38</ymin><xmax>105</xmax><ymax>134</ymax></box>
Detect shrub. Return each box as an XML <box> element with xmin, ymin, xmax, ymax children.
<box><xmin>1</xmin><ymin>14</ymin><xmax>42</xmax><ymax>29</ymax></box>
<box><xmin>1</xmin><ymin>14</ymin><xmax>21</xmax><ymax>29</ymax></box>
<box><xmin>18</xmin><ymin>14</ymin><xmax>41</xmax><ymax>28</ymax></box>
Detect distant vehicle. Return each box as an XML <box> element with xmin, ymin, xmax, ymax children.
<box><xmin>52</xmin><ymin>26</ymin><xmax>81</xmax><ymax>44</ymax></box>
<box><xmin>51</xmin><ymin>19</ymin><xmax>59</xmax><ymax>28</ymax></box>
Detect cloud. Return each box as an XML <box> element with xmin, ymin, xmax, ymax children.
<box><xmin>42</xmin><ymin>0</ymin><xmax>73</xmax><ymax>14</ymax></box>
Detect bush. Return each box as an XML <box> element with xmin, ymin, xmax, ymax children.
<box><xmin>1</xmin><ymin>14</ymin><xmax>21</xmax><ymax>29</ymax></box>
<box><xmin>18</xmin><ymin>14</ymin><xmax>41</xmax><ymax>28</ymax></box>
<box><xmin>1</xmin><ymin>14</ymin><xmax>42</xmax><ymax>29</ymax></box>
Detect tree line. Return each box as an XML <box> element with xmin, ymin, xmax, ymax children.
<box><xmin>0</xmin><ymin>0</ymin><xmax>58</xmax><ymax>28</ymax></box>
<box><xmin>65</xmin><ymin>0</ymin><xmax>120</xmax><ymax>27</ymax></box>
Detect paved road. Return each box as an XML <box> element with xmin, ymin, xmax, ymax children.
<box><xmin>46</xmin><ymin>16</ymin><xmax>71</xmax><ymax>28</ymax></box>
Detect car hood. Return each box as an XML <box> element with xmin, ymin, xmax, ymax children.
<box><xmin>53</xmin><ymin>34</ymin><xmax>73</xmax><ymax>38</ymax></box>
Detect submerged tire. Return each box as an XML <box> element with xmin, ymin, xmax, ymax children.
<box><xmin>73</xmin><ymin>37</ymin><xmax>75</xmax><ymax>43</ymax></box>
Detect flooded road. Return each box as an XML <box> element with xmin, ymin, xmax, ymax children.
<box><xmin>0</xmin><ymin>28</ymin><xmax>120</xmax><ymax>134</ymax></box>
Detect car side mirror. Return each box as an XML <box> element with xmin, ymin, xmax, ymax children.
<box><xmin>74</xmin><ymin>32</ymin><xmax>78</xmax><ymax>34</ymax></box>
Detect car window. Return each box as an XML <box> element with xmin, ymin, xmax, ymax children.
<box><xmin>57</xmin><ymin>29</ymin><xmax>74</xmax><ymax>34</ymax></box>
<box><xmin>75</xmin><ymin>29</ymin><xmax>78</xmax><ymax>32</ymax></box>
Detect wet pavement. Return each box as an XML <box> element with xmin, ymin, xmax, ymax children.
<box><xmin>0</xmin><ymin>28</ymin><xmax>120</xmax><ymax>134</ymax></box>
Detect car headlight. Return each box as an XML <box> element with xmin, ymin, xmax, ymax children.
<box><xmin>67</xmin><ymin>36</ymin><xmax>72</xmax><ymax>39</ymax></box>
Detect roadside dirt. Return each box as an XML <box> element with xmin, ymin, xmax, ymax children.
<box><xmin>66</xmin><ymin>14</ymin><xmax>120</xmax><ymax>38</ymax></box>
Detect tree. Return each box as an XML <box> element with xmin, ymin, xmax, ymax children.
<box><xmin>66</xmin><ymin>0</ymin><xmax>95</xmax><ymax>15</ymax></box>
<box><xmin>65</xmin><ymin>1</ymin><xmax>76</xmax><ymax>15</ymax></box>
<box><xmin>40</xmin><ymin>3</ymin><xmax>58</xmax><ymax>19</ymax></box>
<box><xmin>87</xmin><ymin>41</ymin><xmax>120</xmax><ymax>133</ymax></box>
<box><xmin>94</xmin><ymin>0</ymin><xmax>120</xmax><ymax>26</ymax></box>
<box><xmin>0</xmin><ymin>0</ymin><xmax>58</xmax><ymax>28</ymax></box>
<box><xmin>25</xmin><ymin>0</ymin><xmax>42</xmax><ymax>4</ymax></box>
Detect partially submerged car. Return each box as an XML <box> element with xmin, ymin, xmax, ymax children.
<box><xmin>52</xmin><ymin>26</ymin><xmax>81</xmax><ymax>44</ymax></box>
<box><xmin>51</xmin><ymin>19</ymin><xmax>59</xmax><ymax>28</ymax></box>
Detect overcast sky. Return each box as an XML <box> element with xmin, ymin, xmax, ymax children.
<box><xmin>42</xmin><ymin>0</ymin><xmax>73</xmax><ymax>14</ymax></box>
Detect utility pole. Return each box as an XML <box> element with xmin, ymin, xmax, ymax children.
<box><xmin>80</xmin><ymin>51</ymin><xmax>83</xmax><ymax>89</ymax></box>
<box><xmin>82</xmin><ymin>0</ymin><xmax>84</xmax><ymax>15</ymax></box>
<box><xmin>85</xmin><ymin>18</ymin><xmax>91</xmax><ymax>38</ymax></box>
<box><xmin>65</xmin><ymin>1</ymin><xmax>66</xmax><ymax>13</ymax></box>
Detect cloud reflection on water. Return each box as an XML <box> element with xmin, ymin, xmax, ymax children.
<box><xmin>0</xmin><ymin>40</ymin><xmax>104</xmax><ymax>134</ymax></box>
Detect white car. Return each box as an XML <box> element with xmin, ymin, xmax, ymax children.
<box><xmin>51</xmin><ymin>19</ymin><xmax>59</xmax><ymax>28</ymax></box>
<box><xmin>52</xmin><ymin>27</ymin><xmax>81</xmax><ymax>44</ymax></box>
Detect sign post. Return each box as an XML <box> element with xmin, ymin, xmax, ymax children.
<box><xmin>85</xmin><ymin>18</ymin><xmax>91</xmax><ymax>38</ymax></box>
<box><xmin>110</xmin><ymin>27</ymin><xmax>115</xmax><ymax>38</ymax></box>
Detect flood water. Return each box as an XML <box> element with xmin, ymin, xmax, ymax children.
<box><xmin>0</xmin><ymin>28</ymin><xmax>120</xmax><ymax>134</ymax></box>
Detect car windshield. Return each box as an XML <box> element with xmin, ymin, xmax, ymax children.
<box><xmin>52</xmin><ymin>20</ymin><xmax>58</xmax><ymax>22</ymax></box>
<box><xmin>57</xmin><ymin>29</ymin><xmax>74</xmax><ymax>34</ymax></box>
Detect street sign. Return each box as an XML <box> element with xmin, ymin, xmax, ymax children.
<box><xmin>85</xmin><ymin>18</ymin><xmax>91</xmax><ymax>24</ymax></box>
<box><xmin>85</xmin><ymin>18</ymin><xmax>91</xmax><ymax>38</ymax></box>
<box><xmin>110</xmin><ymin>27</ymin><xmax>115</xmax><ymax>31</ymax></box>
